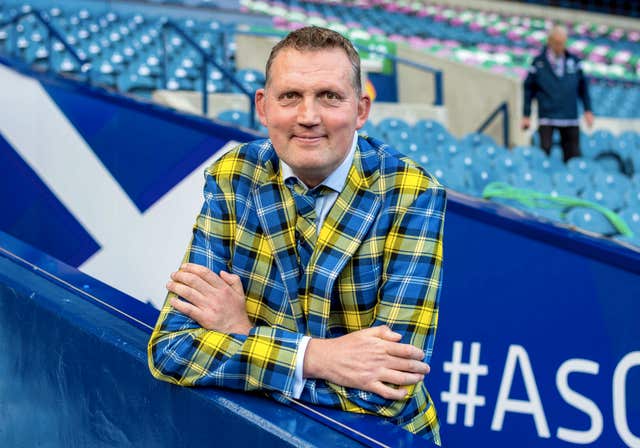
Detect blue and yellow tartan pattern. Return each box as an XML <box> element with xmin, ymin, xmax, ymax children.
<box><xmin>148</xmin><ymin>135</ymin><xmax>446</xmax><ymax>444</ymax></box>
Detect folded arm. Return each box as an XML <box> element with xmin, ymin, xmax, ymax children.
<box><xmin>148</xmin><ymin>164</ymin><xmax>446</xmax><ymax>418</ymax></box>
<box><xmin>297</xmin><ymin>182</ymin><xmax>447</xmax><ymax>419</ymax></box>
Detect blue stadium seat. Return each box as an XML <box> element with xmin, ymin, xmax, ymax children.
<box><xmin>429</xmin><ymin>163</ymin><xmax>467</xmax><ymax>192</ymax></box>
<box><xmin>359</xmin><ymin>121</ymin><xmax>381</xmax><ymax>139</ymax></box>
<box><xmin>566</xmin><ymin>157</ymin><xmax>602</xmax><ymax>178</ymax></box>
<box><xmin>413</xmin><ymin>119</ymin><xmax>447</xmax><ymax>140</ymax></box>
<box><xmin>233</xmin><ymin>68</ymin><xmax>265</xmax><ymax>94</ymax></box>
<box><xmin>588</xmin><ymin>129</ymin><xmax>615</xmax><ymax>155</ymax></box>
<box><xmin>592</xmin><ymin>170</ymin><xmax>632</xmax><ymax>191</ymax></box>
<box><xmin>459</xmin><ymin>132</ymin><xmax>497</xmax><ymax>150</ymax></box>
<box><xmin>217</xmin><ymin>109</ymin><xmax>251</xmax><ymax>128</ymax></box>
<box><xmin>512</xmin><ymin>145</ymin><xmax>547</xmax><ymax>170</ymax></box>
<box><xmin>377</xmin><ymin>117</ymin><xmax>412</xmax><ymax>137</ymax></box>
<box><xmin>619</xmin><ymin>208</ymin><xmax>640</xmax><ymax>236</ymax></box>
<box><xmin>624</xmin><ymin>189</ymin><xmax>640</xmax><ymax>209</ymax></box>
<box><xmin>565</xmin><ymin>207</ymin><xmax>617</xmax><ymax>236</ymax></box>
<box><xmin>551</xmin><ymin>171</ymin><xmax>589</xmax><ymax>196</ymax></box>
<box><xmin>580</xmin><ymin>185</ymin><xmax>626</xmax><ymax>211</ymax></box>
<box><xmin>474</xmin><ymin>143</ymin><xmax>507</xmax><ymax>162</ymax></box>
<box><xmin>491</xmin><ymin>151</ymin><xmax>526</xmax><ymax>182</ymax></box>
<box><xmin>510</xmin><ymin>169</ymin><xmax>553</xmax><ymax>193</ymax></box>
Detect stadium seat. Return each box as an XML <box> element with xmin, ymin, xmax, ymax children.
<box><xmin>566</xmin><ymin>157</ymin><xmax>602</xmax><ymax>178</ymax></box>
<box><xmin>619</xmin><ymin>208</ymin><xmax>640</xmax><ymax>235</ymax></box>
<box><xmin>580</xmin><ymin>185</ymin><xmax>626</xmax><ymax>211</ymax></box>
<box><xmin>474</xmin><ymin>143</ymin><xmax>508</xmax><ymax>162</ymax></box>
<box><xmin>624</xmin><ymin>189</ymin><xmax>640</xmax><ymax>209</ymax></box>
<box><xmin>359</xmin><ymin>121</ymin><xmax>380</xmax><ymax>139</ymax></box>
<box><xmin>491</xmin><ymin>151</ymin><xmax>526</xmax><ymax>182</ymax></box>
<box><xmin>217</xmin><ymin>109</ymin><xmax>251</xmax><ymax>128</ymax></box>
<box><xmin>512</xmin><ymin>145</ymin><xmax>548</xmax><ymax>170</ymax></box>
<box><xmin>551</xmin><ymin>171</ymin><xmax>589</xmax><ymax>196</ymax></box>
<box><xmin>591</xmin><ymin>171</ymin><xmax>633</xmax><ymax>193</ymax></box>
<box><xmin>565</xmin><ymin>207</ymin><xmax>618</xmax><ymax>236</ymax></box>
<box><xmin>376</xmin><ymin>117</ymin><xmax>412</xmax><ymax>137</ymax></box>
<box><xmin>459</xmin><ymin>132</ymin><xmax>497</xmax><ymax>150</ymax></box>
<box><xmin>510</xmin><ymin>169</ymin><xmax>553</xmax><ymax>193</ymax></box>
<box><xmin>413</xmin><ymin>119</ymin><xmax>447</xmax><ymax>141</ymax></box>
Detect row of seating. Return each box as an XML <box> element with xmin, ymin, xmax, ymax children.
<box><xmin>242</xmin><ymin>0</ymin><xmax>640</xmax><ymax>117</ymax></box>
<box><xmin>382</xmin><ymin>123</ymin><xmax>640</xmax><ymax>245</ymax></box>
<box><xmin>0</xmin><ymin>3</ymin><xmax>265</xmax><ymax>97</ymax></box>
<box><xmin>2</xmin><ymin>1</ymin><xmax>638</xmax><ymax>117</ymax></box>
<box><xmin>215</xmin><ymin>108</ymin><xmax>640</xmax><ymax>247</ymax></box>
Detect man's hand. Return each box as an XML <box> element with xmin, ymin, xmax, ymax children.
<box><xmin>522</xmin><ymin>116</ymin><xmax>531</xmax><ymax>130</ymax></box>
<box><xmin>303</xmin><ymin>326</ymin><xmax>430</xmax><ymax>400</ymax></box>
<box><xmin>167</xmin><ymin>263</ymin><xmax>253</xmax><ymax>335</ymax></box>
<box><xmin>584</xmin><ymin>111</ymin><xmax>594</xmax><ymax>128</ymax></box>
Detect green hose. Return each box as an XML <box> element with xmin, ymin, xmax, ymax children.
<box><xmin>481</xmin><ymin>182</ymin><xmax>634</xmax><ymax>237</ymax></box>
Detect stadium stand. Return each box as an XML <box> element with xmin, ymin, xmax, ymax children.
<box><xmin>2</xmin><ymin>0</ymin><xmax>639</xmax><ymax>250</ymax></box>
<box><xmin>2</xmin><ymin>1</ymin><xmax>640</xmax><ymax>447</ymax></box>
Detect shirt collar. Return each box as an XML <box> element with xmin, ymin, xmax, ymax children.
<box><xmin>546</xmin><ymin>47</ymin><xmax>565</xmax><ymax>64</ymax></box>
<box><xmin>280</xmin><ymin>131</ymin><xmax>357</xmax><ymax>193</ymax></box>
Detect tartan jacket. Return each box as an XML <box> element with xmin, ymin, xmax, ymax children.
<box><xmin>148</xmin><ymin>135</ymin><xmax>446</xmax><ymax>443</ymax></box>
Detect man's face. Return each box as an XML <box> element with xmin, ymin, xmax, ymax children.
<box><xmin>255</xmin><ymin>47</ymin><xmax>371</xmax><ymax>188</ymax></box>
<box><xmin>548</xmin><ymin>32</ymin><xmax>567</xmax><ymax>56</ymax></box>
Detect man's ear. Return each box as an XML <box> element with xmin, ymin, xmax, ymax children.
<box><xmin>355</xmin><ymin>94</ymin><xmax>372</xmax><ymax>130</ymax></box>
<box><xmin>255</xmin><ymin>89</ymin><xmax>268</xmax><ymax>127</ymax></box>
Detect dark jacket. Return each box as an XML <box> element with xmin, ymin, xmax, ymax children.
<box><xmin>523</xmin><ymin>47</ymin><xmax>592</xmax><ymax>120</ymax></box>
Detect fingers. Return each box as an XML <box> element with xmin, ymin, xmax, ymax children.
<box><xmin>180</xmin><ymin>263</ymin><xmax>222</xmax><ymax>288</ymax></box>
<box><xmin>387</xmin><ymin>357</ymin><xmax>430</xmax><ymax>375</ymax></box>
<box><xmin>170</xmin><ymin>270</ymin><xmax>210</xmax><ymax>296</ymax></box>
<box><xmin>385</xmin><ymin>340</ymin><xmax>425</xmax><ymax>361</ymax></box>
<box><xmin>167</xmin><ymin>277</ymin><xmax>206</xmax><ymax>306</ymax></box>
<box><xmin>170</xmin><ymin>295</ymin><xmax>201</xmax><ymax>321</ymax></box>
<box><xmin>379</xmin><ymin>368</ymin><xmax>425</xmax><ymax>387</ymax></box>
<box><xmin>370</xmin><ymin>382</ymin><xmax>409</xmax><ymax>401</ymax></box>
<box><xmin>220</xmin><ymin>270</ymin><xmax>244</xmax><ymax>295</ymax></box>
<box><xmin>367</xmin><ymin>325</ymin><xmax>402</xmax><ymax>342</ymax></box>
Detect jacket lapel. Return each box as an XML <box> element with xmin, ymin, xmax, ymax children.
<box><xmin>306</xmin><ymin>141</ymin><xmax>381</xmax><ymax>337</ymax></box>
<box><xmin>253</xmin><ymin>161</ymin><xmax>307</xmax><ymax>333</ymax></box>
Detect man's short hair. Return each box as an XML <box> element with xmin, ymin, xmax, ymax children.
<box><xmin>264</xmin><ymin>26</ymin><xmax>362</xmax><ymax>95</ymax></box>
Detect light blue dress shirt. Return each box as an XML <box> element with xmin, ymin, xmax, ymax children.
<box><xmin>279</xmin><ymin>132</ymin><xmax>358</xmax><ymax>398</ymax></box>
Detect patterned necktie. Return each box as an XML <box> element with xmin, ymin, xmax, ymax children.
<box><xmin>285</xmin><ymin>178</ymin><xmax>329</xmax><ymax>278</ymax></box>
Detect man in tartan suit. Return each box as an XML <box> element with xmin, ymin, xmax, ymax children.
<box><xmin>148</xmin><ymin>26</ymin><xmax>446</xmax><ymax>444</ymax></box>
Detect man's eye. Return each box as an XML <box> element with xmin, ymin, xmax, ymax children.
<box><xmin>323</xmin><ymin>92</ymin><xmax>340</xmax><ymax>101</ymax></box>
<box><xmin>281</xmin><ymin>92</ymin><xmax>298</xmax><ymax>100</ymax></box>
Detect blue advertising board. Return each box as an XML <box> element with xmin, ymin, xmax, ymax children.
<box><xmin>429</xmin><ymin>193</ymin><xmax>640</xmax><ymax>447</ymax></box>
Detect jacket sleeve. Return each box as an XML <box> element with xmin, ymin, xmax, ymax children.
<box><xmin>523</xmin><ymin>62</ymin><xmax>538</xmax><ymax>117</ymax></box>
<box><xmin>147</xmin><ymin>166</ymin><xmax>304</xmax><ymax>398</ymax></box>
<box><xmin>577</xmin><ymin>61</ymin><xmax>592</xmax><ymax>113</ymax></box>
<box><xmin>294</xmin><ymin>181</ymin><xmax>447</xmax><ymax>422</ymax></box>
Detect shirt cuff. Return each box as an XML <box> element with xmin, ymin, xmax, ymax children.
<box><xmin>292</xmin><ymin>335</ymin><xmax>311</xmax><ymax>399</ymax></box>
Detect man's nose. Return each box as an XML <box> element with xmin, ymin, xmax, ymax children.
<box><xmin>297</xmin><ymin>97</ymin><xmax>320</xmax><ymax>127</ymax></box>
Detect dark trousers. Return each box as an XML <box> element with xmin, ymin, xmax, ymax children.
<box><xmin>538</xmin><ymin>125</ymin><xmax>581</xmax><ymax>163</ymax></box>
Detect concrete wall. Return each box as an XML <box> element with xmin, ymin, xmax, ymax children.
<box><xmin>395</xmin><ymin>45</ymin><xmax>522</xmax><ymax>146</ymax></box>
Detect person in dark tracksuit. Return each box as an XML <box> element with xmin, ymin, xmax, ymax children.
<box><xmin>522</xmin><ymin>25</ymin><xmax>594</xmax><ymax>162</ymax></box>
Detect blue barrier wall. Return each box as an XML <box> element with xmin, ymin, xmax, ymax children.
<box><xmin>431</xmin><ymin>193</ymin><xmax>640</xmax><ymax>447</ymax></box>
<box><xmin>0</xmin><ymin>232</ymin><xmax>426</xmax><ymax>447</ymax></box>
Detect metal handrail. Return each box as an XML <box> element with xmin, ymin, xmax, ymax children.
<box><xmin>477</xmin><ymin>101</ymin><xmax>510</xmax><ymax>147</ymax></box>
<box><xmin>0</xmin><ymin>9</ymin><xmax>91</xmax><ymax>82</ymax></box>
<box><xmin>361</xmin><ymin>47</ymin><xmax>444</xmax><ymax>106</ymax></box>
<box><xmin>160</xmin><ymin>20</ymin><xmax>256</xmax><ymax>128</ymax></box>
